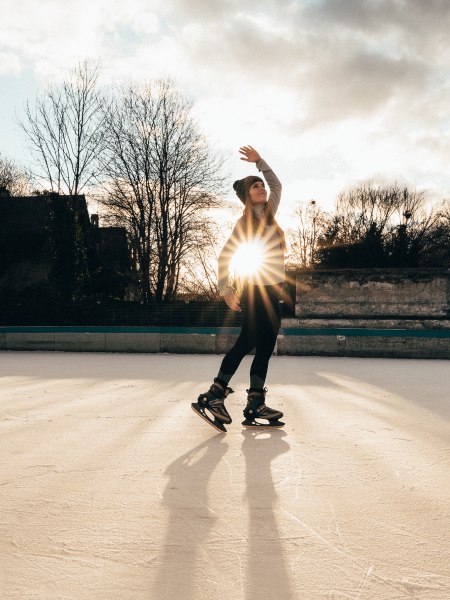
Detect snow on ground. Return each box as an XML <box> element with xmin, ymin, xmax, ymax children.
<box><xmin>0</xmin><ymin>351</ymin><xmax>449</xmax><ymax>600</ymax></box>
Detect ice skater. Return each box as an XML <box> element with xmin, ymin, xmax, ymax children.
<box><xmin>192</xmin><ymin>145</ymin><xmax>286</xmax><ymax>432</ymax></box>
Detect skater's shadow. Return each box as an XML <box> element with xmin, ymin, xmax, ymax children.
<box><xmin>150</xmin><ymin>434</ymin><xmax>228</xmax><ymax>600</ymax></box>
<box><xmin>241</xmin><ymin>429</ymin><xmax>295</xmax><ymax>600</ymax></box>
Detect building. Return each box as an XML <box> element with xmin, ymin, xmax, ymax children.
<box><xmin>0</xmin><ymin>187</ymin><xmax>136</xmax><ymax>301</ymax></box>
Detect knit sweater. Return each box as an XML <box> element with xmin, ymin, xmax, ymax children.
<box><xmin>218</xmin><ymin>158</ymin><xmax>285</xmax><ymax>296</ymax></box>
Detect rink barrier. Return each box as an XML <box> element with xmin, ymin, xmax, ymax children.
<box><xmin>0</xmin><ymin>325</ymin><xmax>449</xmax><ymax>358</ymax></box>
<box><xmin>1</xmin><ymin>325</ymin><xmax>450</xmax><ymax>337</ymax></box>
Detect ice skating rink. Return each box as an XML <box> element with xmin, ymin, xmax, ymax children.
<box><xmin>1</xmin><ymin>351</ymin><xmax>449</xmax><ymax>600</ymax></box>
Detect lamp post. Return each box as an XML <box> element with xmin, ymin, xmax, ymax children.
<box><xmin>396</xmin><ymin>210</ymin><xmax>412</xmax><ymax>266</ymax></box>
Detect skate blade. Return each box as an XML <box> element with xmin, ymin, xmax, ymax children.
<box><xmin>241</xmin><ymin>419</ymin><xmax>285</xmax><ymax>429</ymax></box>
<box><xmin>191</xmin><ymin>403</ymin><xmax>227</xmax><ymax>433</ymax></box>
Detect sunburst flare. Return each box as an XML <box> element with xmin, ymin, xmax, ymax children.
<box><xmin>230</xmin><ymin>240</ymin><xmax>264</xmax><ymax>278</ymax></box>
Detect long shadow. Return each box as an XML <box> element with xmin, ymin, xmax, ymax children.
<box><xmin>151</xmin><ymin>435</ymin><xmax>229</xmax><ymax>600</ymax></box>
<box><xmin>241</xmin><ymin>429</ymin><xmax>295</xmax><ymax>600</ymax></box>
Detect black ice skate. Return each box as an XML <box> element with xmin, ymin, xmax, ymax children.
<box><xmin>191</xmin><ymin>379</ymin><xmax>233</xmax><ymax>433</ymax></box>
<box><xmin>242</xmin><ymin>388</ymin><xmax>284</xmax><ymax>428</ymax></box>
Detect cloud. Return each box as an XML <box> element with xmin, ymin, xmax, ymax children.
<box><xmin>301</xmin><ymin>49</ymin><xmax>429</xmax><ymax>125</ymax></box>
<box><xmin>167</xmin><ymin>2</ymin><xmax>439</xmax><ymax>127</ymax></box>
<box><xmin>2</xmin><ymin>0</ymin><xmax>446</xmax><ymax>126</ymax></box>
<box><xmin>303</xmin><ymin>0</ymin><xmax>450</xmax><ymax>47</ymax></box>
<box><xmin>0</xmin><ymin>0</ymin><xmax>161</xmax><ymax>78</ymax></box>
<box><xmin>2</xmin><ymin>0</ymin><xmax>450</xmax><ymax>209</ymax></box>
<box><xmin>0</xmin><ymin>50</ymin><xmax>23</xmax><ymax>75</ymax></box>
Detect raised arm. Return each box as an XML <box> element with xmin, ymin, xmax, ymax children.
<box><xmin>239</xmin><ymin>145</ymin><xmax>282</xmax><ymax>215</ymax></box>
<box><xmin>256</xmin><ymin>158</ymin><xmax>282</xmax><ymax>215</ymax></box>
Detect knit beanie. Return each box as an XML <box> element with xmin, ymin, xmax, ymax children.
<box><xmin>233</xmin><ymin>175</ymin><xmax>264</xmax><ymax>204</ymax></box>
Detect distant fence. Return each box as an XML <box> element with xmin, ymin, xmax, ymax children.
<box><xmin>0</xmin><ymin>298</ymin><xmax>295</xmax><ymax>327</ymax></box>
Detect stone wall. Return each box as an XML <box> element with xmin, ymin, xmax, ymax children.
<box><xmin>295</xmin><ymin>269</ymin><xmax>450</xmax><ymax>319</ymax></box>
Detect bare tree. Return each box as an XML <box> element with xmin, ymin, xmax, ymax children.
<box><xmin>288</xmin><ymin>199</ymin><xmax>325</xmax><ymax>269</ymax></box>
<box><xmin>99</xmin><ymin>80</ymin><xmax>224</xmax><ymax>302</ymax></box>
<box><xmin>0</xmin><ymin>153</ymin><xmax>32</xmax><ymax>195</ymax></box>
<box><xmin>437</xmin><ymin>199</ymin><xmax>450</xmax><ymax>229</ymax></box>
<box><xmin>179</xmin><ymin>221</ymin><xmax>222</xmax><ymax>300</ymax></box>
<box><xmin>333</xmin><ymin>181</ymin><xmax>403</xmax><ymax>243</ymax></box>
<box><xmin>20</xmin><ymin>60</ymin><xmax>106</xmax><ymax>195</ymax></box>
<box><xmin>386</xmin><ymin>195</ymin><xmax>444</xmax><ymax>266</ymax></box>
<box><xmin>317</xmin><ymin>181</ymin><xmax>447</xmax><ymax>268</ymax></box>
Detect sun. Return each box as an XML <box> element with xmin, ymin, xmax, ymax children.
<box><xmin>230</xmin><ymin>241</ymin><xmax>264</xmax><ymax>278</ymax></box>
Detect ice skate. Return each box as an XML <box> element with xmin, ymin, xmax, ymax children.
<box><xmin>191</xmin><ymin>379</ymin><xmax>233</xmax><ymax>433</ymax></box>
<box><xmin>242</xmin><ymin>388</ymin><xmax>284</xmax><ymax>428</ymax></box>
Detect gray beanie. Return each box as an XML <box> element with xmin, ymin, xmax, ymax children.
<box><xmin>233</xmin><ymin>175</ymin><xmax>264</xmax><ymax>204</ymax></box>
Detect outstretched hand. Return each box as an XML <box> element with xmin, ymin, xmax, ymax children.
<box><xmin>223</xmin><ymin>291</ymin><xmax>241</xmax><ymax>312</ymax></box>
<box><xmin>239</xmin><ymin>145</ymin><xmax>261</xmax><ymax>163</ymax></box>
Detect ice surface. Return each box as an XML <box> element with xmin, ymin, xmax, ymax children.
<box><xmin>1</xmin><ymin>351</ymin><xmax>449</xmax><ymax>599</ymax></box>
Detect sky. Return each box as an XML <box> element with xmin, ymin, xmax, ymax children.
<box><xmin>1</xmin><ymin>0</ymin><xmax>450</xmax><ymax>228</ymax></box>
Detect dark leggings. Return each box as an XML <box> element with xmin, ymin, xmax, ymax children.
<box><xmin>219</xmin><ymin>284</ymin><xmax>281</xmax><ymax>388</ymax></box>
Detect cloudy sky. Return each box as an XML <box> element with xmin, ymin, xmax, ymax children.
<box><xmin>2</xmin><ymin>0</ymin><xmax>450</xmax><ymax>224</ymax></box>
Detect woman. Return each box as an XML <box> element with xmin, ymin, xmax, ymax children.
<box><xmin>192</xmin><ymin>145</ymin><xmax>286</xmax><ymax>432</ymax></box>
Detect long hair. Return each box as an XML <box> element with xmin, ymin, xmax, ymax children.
<box><xmin>243</xmin><ymin>199</ymin><xmax>287</xmax><ymax>254</ymax></box>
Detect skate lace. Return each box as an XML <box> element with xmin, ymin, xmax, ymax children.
<box><xmin>209</xmin><ymin>398</ymin><xmax>224</xmax><ymax>408</ymax></box>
